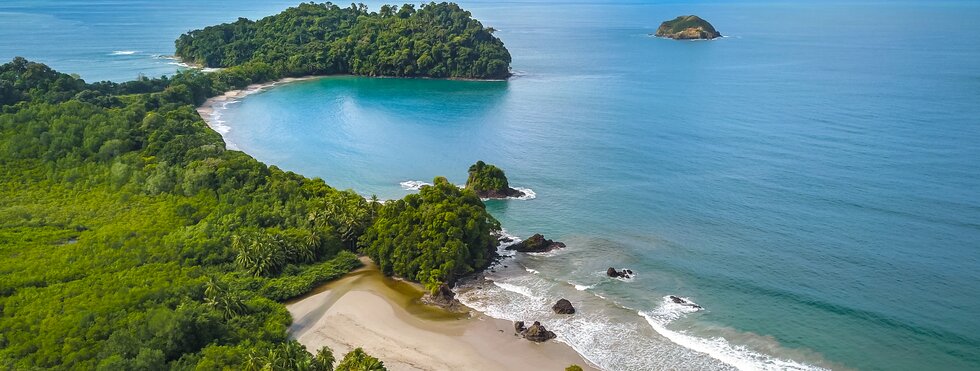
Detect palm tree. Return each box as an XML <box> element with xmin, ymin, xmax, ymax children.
<box><xmin>233</xmin><ymin>233</ymin><xmax>286</xmax><ymax>277</ymax></box>
<box><xmin>335</xmin><ymin>348</ymin><xmax>385</xmax><ymax>371</ymax></box>
<box><xmin>254</xmin><ymin>237</ymin><xmax>284</xmax><ymax>276</ymax></box>
<box><xmin>312</xmin><ymin>346</ymin><xmax>335</xmax><ymax>371</ymax></box>
<box><xmin>203</xmin><ymin>276</ymin><xmax>246</xmax><ymax>318</ymax></box>
<box><xmin>303</xmin><ymin>228</ymin><xmax>321</xmax><ymax>261</ymax></box>
<box><xmin>369</xmin><ymin>195</ymin><xmax>380</xmax><ymax>218</ymax></box>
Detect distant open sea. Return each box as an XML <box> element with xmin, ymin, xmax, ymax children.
<box><xmin>4</xmin><ymin>1</ymin><xmax>979</xmax><ymax>370</ymax></box>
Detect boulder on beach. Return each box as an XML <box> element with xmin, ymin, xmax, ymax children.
<box><xmin>552</xmin><ymin>298</ymin><xmax>575</xmax><ymax>314</ymax></box>
<box><xmin>515</xmin><ymin>320</ymin><xmax>526</xmax><ymax>333</ymax></box>
<box><xmin>523</xmin><ymin>321</ymin><xmax>557</xmax><ymax>342</ymax></box>
<box><xmin>606</xmin><ymin>267</ymin><xmax>633</xmax><ymax>279</ymax></box>
<box><xmin>507</xmin><ymin>234</ymin><xmax>566</xmax><ymax>253</ymax></box>
<box><xmin>421</xmin><ymin>284</ymin><xmax>466</xmax><ymax>312</ymax></box>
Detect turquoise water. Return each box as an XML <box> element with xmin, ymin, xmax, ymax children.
<box><xmin>5</xmin><ymin>1</ymin><xmax>980</xmax><ymax>370</ymax></box>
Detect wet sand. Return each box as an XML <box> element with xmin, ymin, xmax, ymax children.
<box><xmin>286</xmin><ymin>259</ymin><xmax>596</xmax><ymax>371</ymax></box>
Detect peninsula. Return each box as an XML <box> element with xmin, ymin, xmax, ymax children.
<box><xmin>653</xmin><ymin>15</ymin><xmax>722</xmax><ymax>40</ymax></box>
<box><xmin>175</xmin><ymin>2</ymin><xmax>511</xmax><ymax>80</ymax></box>
<box><xmin>0</xmin><ymin>3</ymin><xmax>592</xmax><ymax>370</ymax></box>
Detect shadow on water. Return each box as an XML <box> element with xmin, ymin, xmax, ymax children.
<box><xmin>304</xmin><ymin>75</ymin><xmax>510</xmax><ymax>122</ymax></box>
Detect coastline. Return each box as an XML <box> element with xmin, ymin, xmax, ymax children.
<box><xmin>286</xmin><ymin>258</ymin><xmax>596</xmax><ymax>371</ymax></box>
<box><xmin>196</xmin><ymin>75</ymin><xmax>324</xmax><ymax>150</ymax></box>
<box><xmin>191</xmin><ymin>73</ymin><xmax>831</xmax><ymax>371</ymax></box>
<box><xmin>195</xmin><ymin>74</ymin><xmax>506</xmax><ymax>150</ymax></box>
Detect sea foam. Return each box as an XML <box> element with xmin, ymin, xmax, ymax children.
<box><xmin>511</xmin><ymin>187</ymin><xmax>537</xmax><ymax>200</ymax></box>
<box><xmin>479</xmin><ymin>186</ymin><xmax>536</xmax><ymax>201</ymax></box>
<box><xmin>639</xmin><ymin>296</ymin><xmax>827</xmax><ymax>371</ymax></box>
<box><xmin>110</xmin><ymin>50</ymin><xmax>137</xmax><ymax>55</ymax></box>
<box><xmin>457</xmin><ymin>254</ymin><xmax>828</xmax><ymax>371</ymax></box>
<box><xmin>399</xmin><ymin>180</ymin><xmax>431</xmax><ymax>190</ymax></box>
<box><xmin>492</xmin><ymin>281</ymin><xmax>538</xmax><ymax>299</ymax></box>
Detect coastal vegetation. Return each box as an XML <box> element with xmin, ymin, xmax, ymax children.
<box><xmin>0</xmin><ymin>2</ymin><xmax>512</xmax><ymax>369</ymax></box>
<box><xmin>465</xmin><ymin>160</ymin><xmax>525</xmax><ymax>199</ymax></box>
<box><xmin>359</xmin><ymin>177</ymin><xmax>501</xmax><ymax>291</ymax></box>
<box><xmin>653</xmin><ymin>15</ymin><xmax>721</xmax><ymax>40</ymax></box>
<box><xmin>175</xmin><ymin>2</ymin><xmax>511</xmax><ymax>79</ymax></box>
<box><xmin>335</xmin><ymin>348</ymin><xmax>386</xmax><ymax>371</ymax></box>
<box><xmin>0</xmin><ymin>56</ymin><xmax>394</xmax><ymax>369</ymax></box>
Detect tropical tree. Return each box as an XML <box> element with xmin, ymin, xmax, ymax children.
<box><xmin>203</xmin><ymin>276</ymin><xmax>246</xmax><ymax>318</ymax></box>
<box><xmin>312</xmin><ymin>346</ymin><xmax>336</xmax><ymax>371</ymax></box>
<box><xmin>335</xmin><ymin>348</ymin><xmax>386</xmax><ymax>371</ymax></box>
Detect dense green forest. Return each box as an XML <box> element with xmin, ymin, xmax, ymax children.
<box><xmin>0</xmin><ymin>4</ymin><xmax>508</xmax><ymax>369</ymax></box>
<box><xmin>0</xmin><ymin>56</ymin><xmax>387</xmax><ymax>369</ymax></box>
<box><xmin>465</xmin><ymin>160</ymin><xmax>511</xmax><ymax>193</ymax></box>
<box><xmin>175</xmin><ymin>2</ymin><xmax>511</xmax><ymax>79</ymax></box>
<box><xmin>360</xmin><ymin>177</ymin><xmax>501</xmax><ymax>290</ymax></box>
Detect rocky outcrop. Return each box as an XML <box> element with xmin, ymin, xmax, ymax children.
<box><xmin>653</xmin><ymin>15</ymin><xmax>721</xmax><ymax>40</ymax></box>
<box><xmin>465</xmin><ymin>161</ymin><xmax>526</xmax><ymax>199</ymax></box>
<box><xmin>552</xmin><ymin>298</ymin><xmax>575</xmax><ymax>314</ymax></box>
<box><xmin>606</xmin><ymin>267</ymin><xmax>633</xmax><ymax>279</ymax></box>
<box><xmin>669</xmin><ymin>295</ymin><xmax>703</xmax><ymax>310</ymax></box>
<box><xmin>520</xmin><ymin>321</ymin><xmax>557</xmax><ymax>342</ymax></box>
<box><xmin>506</xmin><ymin>234</ymin><xmax>566</xmax><ymax>253</ymax></box>
<box><xmin>421</xmin><ymin>284</ymin><xmax>466</xmax><ymax>312</ymax></box>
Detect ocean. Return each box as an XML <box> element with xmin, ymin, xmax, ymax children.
<box><xmin>4</xmin><ymin>1</ymin><xmax>979</xmax><ymax>370</ymax></box>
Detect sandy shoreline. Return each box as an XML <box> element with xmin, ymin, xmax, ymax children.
<box><xmin>198</xmin><ymin>76</ymin><xmax>593</xmax><ymax>370</ymax></box>
<box><xmin>286</xmin><ymin>259</ymin><xmax>596</xmax><ymax>371</ymax></box>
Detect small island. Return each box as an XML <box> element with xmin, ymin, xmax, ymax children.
<box><xmin>653</xmin><ymin>15</ymin><xmax>722</xmax><ymax>40</ymax></box>
<box><xmin>465</xmin><ymin>161</ymin><xmax>526</xmax><ymax>199</ymax></box>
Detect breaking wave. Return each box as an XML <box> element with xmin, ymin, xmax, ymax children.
<box><xmin>639</xmin><ymin>296</ymin><xmax>827</xmax><ymax>371</ymax></box>
<box><xmin>399</xmin><ymin>180</ymin><xmax>431</xmax><ymax>190</ymax></box>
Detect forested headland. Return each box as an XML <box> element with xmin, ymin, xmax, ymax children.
<box><xmin>0</xmin><ymin>3</ymin><xmax>510</xmax><ymax>369</ymax></box>
<box><xmin>175</xmin><ymin>2</ymin><xmax>512</xmax><ymax>80</ymax></box>
<box><xmin>0</xmin><ymin>56</ymin><xmax>371</xmax><ymax>370</ymax></box>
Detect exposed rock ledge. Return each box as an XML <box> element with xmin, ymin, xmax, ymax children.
<box><xmin>506</xmin><ymin>234</ymin><xmax>566</xmax><ymax>253</ymax></box>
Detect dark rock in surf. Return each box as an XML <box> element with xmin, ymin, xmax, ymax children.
<box><xmin>522</xmin><ymin>321</ymin><xmax>557</xmax><ymax>342</ymax></box>
<box><xmin>669</xmin><ymin>295</ymin><xmax>703</xmax><ymax>310</ymax></box>
<box><xmin>607</xmin><ymin>267</ymin><xmax>633</xmax><ymax>279</ymax></box>
<box><xmin>552</xmin><ymin>298</ymin><xmax>576</xmax><ymax>314</ymax></box>
<box><xmin>506</xmin><ymin>234</ymin><xmax>566</xmax><ymax>253</ymax></box>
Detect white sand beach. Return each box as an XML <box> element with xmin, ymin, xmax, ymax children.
<box><xmin>286</xmin><ymin>260</ymin><xmax>596</xmax><ymax>371</ymax></box>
